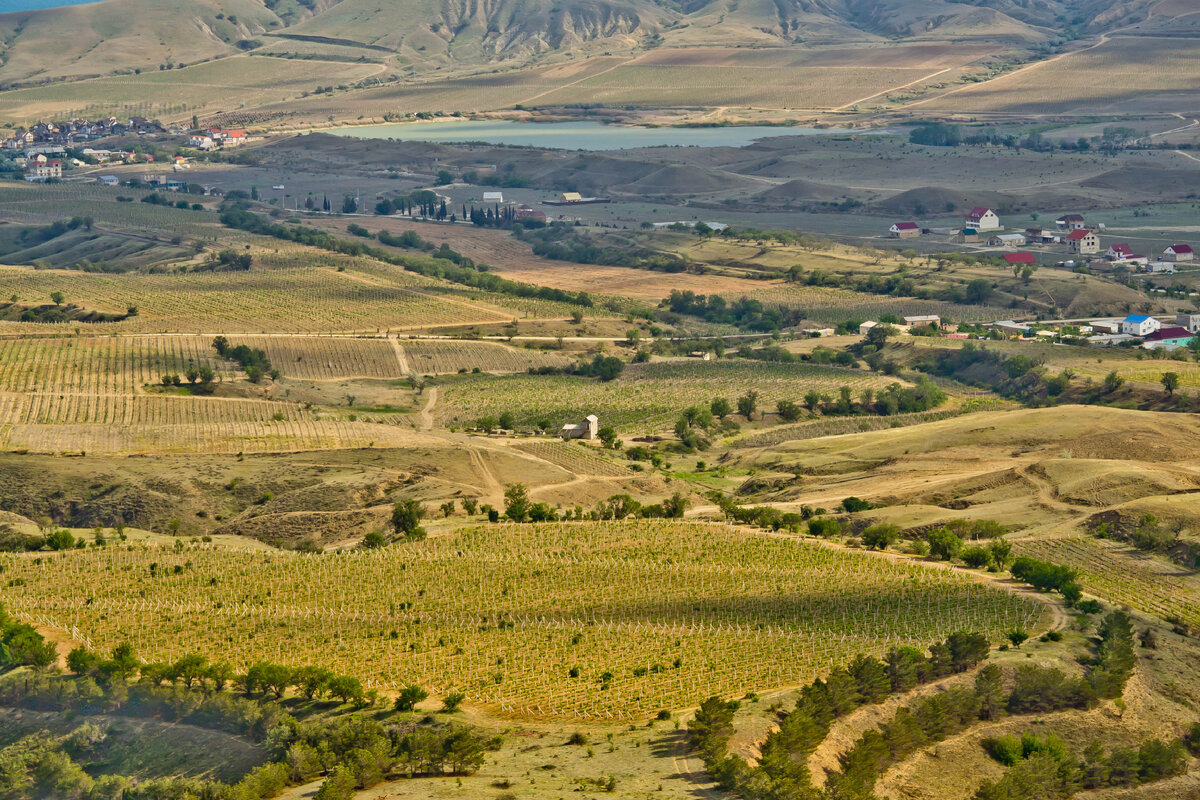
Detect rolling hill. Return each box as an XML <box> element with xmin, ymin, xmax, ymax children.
<box><xmin>0</xmin><ymin>0</ymin><xmax>1161</xmax><ymax>89</ymax></box>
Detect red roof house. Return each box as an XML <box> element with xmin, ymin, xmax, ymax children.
<box><xmin>1002</xmin><ymin>252</ymin><xmax>1036</xmax><ymax>264</ymax></box>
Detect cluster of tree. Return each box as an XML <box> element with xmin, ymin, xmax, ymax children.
<box><xmin>1008</xmin><ymin>556</ymin><xmax>1082</xmax><ymax>605</ymax></box>
<box><xmin>692</xmin><ymin>632</ymin><xmax>992</xmax><ymax>799</ymax></box>
<box><xmin>466</xmin><ymin>205</ymin><xmax>525</xmax><ymax>228</ymax></box>
<box><xmin>220</xmin><ymin>206</ymin><xmax>593</xmax><ymax>309</ymax></box>
<box><xmin>140</xmin><ymin>193</ymin><xmax>205</xmax><ymax>211</ymax></box>
<box><xmin>519</xmin><ymin>226</ymin><xmax>689</xmax><ymax>271</ymax></box>
<box><xmin>527</xmin><ymin>353</ymin><xmax>624</xmax><ymax>382</ymax></box>
<box><xmin>0</xmin><ymin>621</ymin><xmax>495</xmax><ymax>800</ymax></box>
<box><xmin>212</xmin><ymin>336</ymin><xmax>274</xmax><ymax>383</ymax></box>
<box><xmin>11</xmin><ymin>216</ymin><xmax>94</xmax><ymax>248</ymax></box>
<box><xmin>1091</xmin><ymin>514</ymin><xmax>1182</xmax><ymax>557</ymax></box>
<box><xmin>830</xmin><ymin>610</ymin><xmax>1134</xmax><ymax>800</ymax></box>
<box><xmin>373</xmin><ymin>190</ymin><xmax>442</xmax><ymax>218</ymax></box>
<box><xmin>196</xmin><ymin>250</ymin><xmax>253</xmax><ymax>272</ymax></box>
<box><xmin>779</xmin><ymin>379</ymin><xmax>946</xmax><ymax>420</ymax></box>
<box><xmin>976</xmin><ymin>732</ymin><xmax>1186</xmax><ymax>800</ymax></box>
<box><xmin>662</xmin><ymin>290</ymin><xmax>802</xmax><ymax>332</ymax></box>
<box><xmin>160</xmin><ymin>363</ymin><xmax>217</xmax><ymax>394</ymax></box>
<box><xmin>499</xmin><ymin>483</ymin><xmax>686</xmax><ymax>524</ymax></box>
<box><xmin>0</xmin><ymin>606</ymin><xmax>59</xmax><ymax>670</ymax></box>
<box><xmin>912</xmin><ymin>343</ymin><xmax>1049</xmax><ymax>403</ymax></box>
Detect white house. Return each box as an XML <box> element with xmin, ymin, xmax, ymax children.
<box><xmin>482</xmin><ymin>191</ymin><xmax>504</xmax><ymax>203</ymax></box>
<box><xmin>560</xmin><ymin>415</ymin><xmax>599</xmax><ymax>441</ymax></box>
<box><xmin>858</xmin><ymin>320</ymin><xmax>878</xmax><ymax>337</ymax></box>
<box><xmin>1120</xmin><ymin>314</ymin><xmax>1161</xmax><ymax>337</ymax></box>
<box><xmin>1176</xmin><ymin>313</ymin><xmax>1200</xmax><ymax>334</ymax></box>
<box><xmin>1055</xmin><ymin>214</ymin><xmax>1086</xmax><ymax>230</ymax></box>
<box><xmin>1163</xmin><ymin>244</ymin><xmax>1194</xmax><ymax>262</ymax></box>
<box><xmin>965</xmin><ymin>207</ymin><xmax>1001</xmax><ymax>232</ymax></box>
<box><xmin>187</xmin><ymin>135</ymin><xmax>215</xmax><ymax>150</ymax></box>
<box><xmin>98</xmin><ymin>175</ymin><xmax>119</xmax><ymax>186</ymax></box>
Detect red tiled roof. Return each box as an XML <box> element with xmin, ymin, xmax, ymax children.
<box><xmin>893</xmin><ymin>222</ymin><xmax>919</xmax><ymax>230</ymax></box>
<box><xmin>1057</xmin><ymin>214</ymin><xmax>1084</xmax><ymax>221</ymax></box>
<box><xmin>1002</xmin><ymin>252</ymin><xmax>1036</xmax><ymax>264</ymax></box>
<box><xmin>1144</xmin><ymin>326</ymin><xmax>1194</xmax><ymax>341</ymax></box>
<box><xmin>1109</xmin><ymin>243</ymin><xmax>1133</xmax><ymax>255</ymax></box>
<box><xmin>967</xmin><ymin>207</ymin><xmax>991</xmax><ymax>219</ymax></box>
<box><xmin>1066</xmin><ymin>229</ymin><xmax>1093</xmax><ymax>240</ymax></box>
<box><xmin>1169</xmin><ymin>244</ymin><xmax>1193</xmax><ymax>254</ymax></box>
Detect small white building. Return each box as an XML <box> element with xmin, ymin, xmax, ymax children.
<box><xmin>187</xmin><ymin>135</ymin><xmax>215</xmax><ymax>150</ymax></box>
<box><xmin>1055</xmin><ymin>214</ymin><xmax>1086</xmax><ymax>231</ymax></box>
<box><xmin>98</xmin><ymin>175</ymin><xmax>119</xmax><ymax>186</ymax></box>
<box><xmin>1120</xmin><ymin>314</ymin><xmax>1161</xmax><ymax>337</ymax></box>
<box><xmin>482</xmin><ymin>191</ymin><xmax>504</xmax><ymax>203</ymax></box>
<box><xmin>889</xmin><ymin>222</ymin><xmax>921</xmax><ymax>239</ymax></box>
<box><xmin>859</xmin><ymin>320</ymin><xmax>878</xmax><ymax>337</ymax></box>
<box><xmin>560</xmin><ymin>414</ymin><xmax>599</xmax><ymax>441</ymax></box>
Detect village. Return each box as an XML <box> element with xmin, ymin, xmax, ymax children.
<box><xmin>889</xmin><ymin>207</ymin><xmax>1193</xmax><ymax>277</ymax></box>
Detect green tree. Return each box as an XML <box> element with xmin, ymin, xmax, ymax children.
<box><xmin>776</xmin><ymin>399</ymin><xmax>802</xmax><ymax>422</ymax></box>
<box><xmin>965</xmin><ymin>279</ymin><xmax>993</xmax><ymax>304</ymax></box>
<box><xmin>737</xmin><ymin>390</ymin><xmax>759</xmax><ymax>420</ymax></box>
<box><xmin>50</xmin><ymin>291</ymin><xmax>65</xmax><ymax>305</ymax></box>
<box><xmin>989</xmin><ymin>538</ymin><xmax>1012</xmax><ymax>570</ymax></box>
<box><xmin>975</xmin><ymin>664</ymin><xmax>1007</xmax><ymax>720</ymax></box>
<box><xmin>861</xmin><ymin>523</ymin><xmax>899</xmax><ymax>550</ymax></box>
<box><xmin>391</xmin><ymin>498</ymin><xmax>426</xmax><ymax>541</ymax></box>
<box><xmin>314</xmin><ymin>765</ymin><xmax>356</xmax><ymax>800</ymax></box>
<box><xmin>927</xmin><ymin>528</ymin><xmax>962</xmax><ymax>561</ymax></box>
<box><xmin>1161</xmin><ymin>371</ymin><xmax>1179</xmax><ymax>396</ymax></box>
<box><xmin>394</xmin><ymin>684</ymin><xmax>429</xmax><ymax>712</ymax></box>
<box><xmin>504</xmin><ymin>483</ymin><xmax>530</xmax><ymax>522</ymax></box>
<box><xmin>710</xmin><ymin>398</ymin><xmax>732</xmax><ymax>419</ymax></box>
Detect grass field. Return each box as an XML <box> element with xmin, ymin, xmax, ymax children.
<box><xmin>438</xmin><ymin>359</ymin><xmax>909</xmax><ymax>432</ymax></box>
<box><xmin>914</xmin><ymin>37</ymin><xmax>1200</xmax><ymax>116</ymax></box>
<box><xmin>0</xmin><ymin>266</ymin><xmax>516</xmax><ymax>334</ymax></box>
<box><xmin>0</xmin><ymin>521</ymin><xmax>1045</xmax><ymax>720</ymax></box>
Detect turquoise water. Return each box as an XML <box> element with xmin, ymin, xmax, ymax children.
<box><xmin>318</xmin><ymin>119</ymin><xmax>869</xmax><ymax>150</ymax></box>
<box><xmin>4</xmin><ymin>0</ymin><xmax>100</xmax><ymax>10</ymax></box>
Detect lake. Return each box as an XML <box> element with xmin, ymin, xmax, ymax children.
<box><xmin>318</xmin><ymin>119</ymin><xmax>870</xmax><ymax>150</ymax></box>
<box><xmin>4</xmin><ymin>0</ymin><xmax>100</xmax><ymax>10</ymax></box>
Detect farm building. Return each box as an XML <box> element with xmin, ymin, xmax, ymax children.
<box><xmin>1142</xmin><ymin>326</ymin><xmax>1196</xmax><ymax>351</ymax></box>
<box><xmin>1002</xmin><ymin>252</ymin><xmax>1036</xmax><ymax>265</ymax></box>
<box><xmin>889</xmin><ymin>222</ymin><xmax>920</xmax><ymax>239</ymax></box>
<box><xmin>1163</xmin><ymin>244</ymin><xmax>1194</xmax><ymax>262</ymax></box>
<box><xmin>1055</xmin><ymin>214</ymin><xmax>1086</xmax><ymax>230</ymax></box>
<box><xmin>1025</xmin><ymin>228</ymin><xmax>1059</xmax><ymax>244</ymax></box>
<box><xmin>98</xmin><ymin>175</ymin><xmax>119</xmax><ymax>186</ymax></box>
<box><xmin>1176</xmin><ymin>313</ymin><xmax>1200</xmax><ymax>333</ymax></box>
<box><xmin>514</xmin><ymin>204</ymin><xmax>546</xmax><ymax>222</ymax></box>
<box><xmin>858</xmin><ymin>320</ymin><xmax>878</xmax><ymax>336</ymax></box>
<box><xmin>1066</xmin><ymin>229</ymin><xmax>1099</xmax><ymax>255</ymax></box>
<box><xmin>956</xmin><ymin>228</ymin><xmax>981</xmax><ymax>244</ymax></box>
<box><xmin>988</xmin><ymin>233</ymin><xmax>1026</xmax><ymax>247</ymax></box>
<box><xmin>1091</xmin><ymin>320</ymin><xmax>1123</xmax><ymax>335</ymax></box>
<box><xmin>1120</xmin><ymin>314</ymin><xmax>1161</xmax><ymax>337</ymax></box>
<box><xmin>1089</xmin><ymin>334</ymin><xmax>1135</xmax><ymax>347</ymax></box>
<box><xmin>965</xmin><ymin>208</ymin><xmax>1001</xmax><ymax>232</ymax></box>
<box><xmin>482</xmin><ymin>191</ymin><xmax>504</xmax><ymax>203</ymax></box>
<box><xmin>559</xmin><ymin>192</ymin><xmax>582</xmax><ymax>203</ymax></box>
<box><xmin>561</xmin><ymin>415</ymin><xmax>599</xmax><ymax>441</ymax></box>
<box><xmin>903</xmin><ymin>315</ymin><xmax>940</xmax><ymax>327</ymax></box>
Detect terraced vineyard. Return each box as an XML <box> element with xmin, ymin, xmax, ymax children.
<box><xmin>1013</xmin><ymin>536</ymin><xmax>1200</xmax><ymax>629</ymax></box>
<box><xmin>403</xmin><ymin>339</ymin><xmax>573</xmax><ymax>375</ymax></box>
<box><xmin>229</xmin><ymin>336</ymin><xmax>402</xmax><ymax>380</ymax></box>
<box><xmin>513</xmin><ymin>440</ymin><xmax>632</xmax><ymax>476</ymax></box>
<box><xmin>0</xmin><ymin>522</ymin><xmax>1046</xmax><ymax>720</ymax></box>
<box><xmin>440</xmin><ymin>360</ymin><xmax>911</xmax><ymax>432</ymax></box>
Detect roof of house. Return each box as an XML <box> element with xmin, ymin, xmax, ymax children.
<box><xmin>1168</xmin><ymin>244</ymin><xmax>1194</xmax><ymax>254</ymax></box>
<box><xmin>967</xmin><ymin>207</ymin><xmax>992</xmax><ymax>217</ymax></box>
<box><xmin>1066</xmin><ymin>229</ymin><xmax>1093</xmax><ymax>240</ymax></box>
<box><xmin>892</xmin><ymin>222</ymin><xmax>919</xmax><ymax>230</ymax></box>
<box><xmin>1057</xmin><ymin>214</ymin><xmax>1084</xmax><ymax>221</ymax></box>
<box><xmin>1109</xmin><ymin>243</ymin><xmax>1133</xmax><ymax>255</ymax></box>
<box><xmin>1002</xmin><ymin>252</ymin><xmax>1036</xmax><ymax>264</ymax></box>
<box><xmin>1123</xmin><ymin>314</ymin><xmax>1152</xmax><ymax>323</ymax></box>
<box><xmin>1143</xmin><ymin>326</ymin><xmax>1194</xmax><ymax>341</ymax></box>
